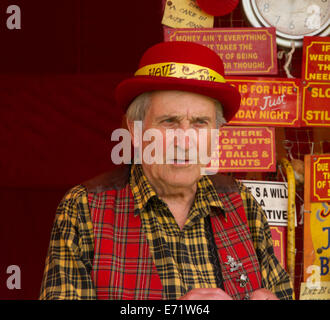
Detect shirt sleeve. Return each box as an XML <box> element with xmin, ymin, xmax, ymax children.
<box><xmin>39</xmin><ymin>185</ymin><xmax>96</xmax><ymax>300</ymax></box>
<box><xmin>238</xmin><ymin>182</ymin><xmax>294</xmax><ymax>300</ymax></box>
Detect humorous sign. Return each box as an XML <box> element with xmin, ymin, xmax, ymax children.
<box><xmin>242</xmin><ymin>180</ymin><xmax>294</xmax><ymax>226</ymax></box>
<box><xmin>301</xmin><ymin>37</ymin><xmax>330</xmax><ymax>127</ymax></box>
<box><xmin>227</xmin><ymin>77</ymin><xmax>301</xmax><ymax>127</ymax></box>
<box><xmin>311</xmin><ymin>155</ymin><xmax>330</xmax><ymax>202</ymax></box>
<box><xmin>302</xmin><ymin>36</ymin><xmax>330</xmax><ymax>82</ymax></box>
<box><xmin>242</xmin><ymin>180</ymin><xmax>293</xmax><ymax>269</ymax></box>
<box><xmin>302</xmin><ymin>82</ymin><xmax>330</xmax><ymax>127</ymax></box>
<box><xmin>164</xmin><ymin>27</ymin><xmax>277</xmax><ymax>75</ymax></box>
<box><xmin>209</xmin><ymin>126</ymin><xmax>275</xmax><ymax>172</ymax></box>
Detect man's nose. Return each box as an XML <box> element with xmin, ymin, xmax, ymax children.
<box><xmin>174</xmin><ymin>133</ymin><xmax>191</xmax><ymax>150</ymax></box>
<box><xmin>178</xmin><ymin>120</ymin><xmax>190</xmax><ymax>131</ymax></box>
<box><xmin>174</xmin><ymin>125</ymin><xmax>196</xmax><ymax>150</ymax></box>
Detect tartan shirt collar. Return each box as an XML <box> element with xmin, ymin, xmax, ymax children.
<box><xmin>129</xmin><ymin>164</ymin><xmax>225</xmax><ymax>217</ymax></box>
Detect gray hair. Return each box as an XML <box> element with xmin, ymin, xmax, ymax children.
<box><xmin>126</xmin><ymin>91</ymin><xmax>226</xmax><ymax>128</ymax></box>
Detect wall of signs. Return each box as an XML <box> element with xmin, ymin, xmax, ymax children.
<box><xmin>161</xmin><ymin>0</ymin><xmax>330</xmax><ymax>299</ymax></box>
<box><xmin>302</xmin><ymin>155</ymin><xmax>330</xmax><ymax>300</ymax></box>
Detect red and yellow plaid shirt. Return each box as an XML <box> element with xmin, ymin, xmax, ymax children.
<box><xmin>39</xmin><ymin>165</ymin><xmax>293</xmax><ymax>299</ymax></box>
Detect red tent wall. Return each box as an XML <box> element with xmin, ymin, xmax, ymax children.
<box><xmin>0</xmin><ymin>0</ymin><xmax>163</xmax><ymax>299</ymax></box>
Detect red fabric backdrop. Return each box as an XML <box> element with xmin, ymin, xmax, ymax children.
<box><xmin>0</xmin><ymin>0</ymin><xmax>163</xmax><ymax>299</ymax></box>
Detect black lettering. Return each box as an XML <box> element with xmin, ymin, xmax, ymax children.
<box><xmin>155</xmin><ymin>67</ymin><xmax>162</xmax><ymax>76</ymax></box>
<box><xmin>275</xmin><ymin>210</ymin><xmax>282</xmax><ymax>220</ymax></box>
<box><xmin>263</xmin><ymin>188</ymin><xmax>268</xmax><ymax>198</ymax></box>
<box><xmin>270</xmin><ymin>188</ymin><xmax>277</xmax><ymax>197</ymax></box>
<box><xmin>169</xmin><ymin>63</ymin><xmax>176</xmax><ymax>75</ymax></box>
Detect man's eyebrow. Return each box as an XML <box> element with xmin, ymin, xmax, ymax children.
<box><xmin>155</xmin><ymin>115</ymin><xmax>182</xmax><ymax>122</ymax></box>
<box><xmin>155</xmin><ymin>115</ymin><xmax>212</xmax><ymax>122</ymax></box>
<box><xmin>191</xmin><ymin>116</ymin><xmax>212</xmax><ymax>122</ymax></box>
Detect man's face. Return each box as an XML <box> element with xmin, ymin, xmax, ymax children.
<box><xmin>133</xmin><ymin>90</ymin><xmax>217</xmax><ymax>189</ymax></box>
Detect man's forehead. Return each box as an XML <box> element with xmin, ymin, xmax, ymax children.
<box><xmin>148</xmin><ymin>90</ymin><xmax>216</xmax><ymax>116</ymax></box>
<box><xmin>150</xmin><ymin>90</ymin><xmax>215</xmax><ymax>102</ymax></box>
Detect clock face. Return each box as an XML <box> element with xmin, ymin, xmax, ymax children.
<box><xmin>252</xmin><ymin>0</ymin><xmax>330</xmax><ymax>39</ymax></box>
<box><xmin>243</xmin><ymin>0</ymin><xmax>330</xmax><ymax>47</ymax></box>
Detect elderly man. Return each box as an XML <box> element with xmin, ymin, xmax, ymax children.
<box><xmin>40</xmin><ymin>41</ymin><xmax>293</xmax><ymax>300</ymax></box>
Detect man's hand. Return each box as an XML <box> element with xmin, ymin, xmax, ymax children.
<box><xmin>250</xmin><ymin>288</ymin><xmax>279</xmax><ymax>300</ymax></box>
<box><xmin>178</xmin><ymin>288</ymin><xmax>233</xmax><ymax>300</ymax></box>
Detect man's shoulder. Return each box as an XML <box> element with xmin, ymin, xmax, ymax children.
<box><xmin>79</xmin><ymin>166</ymin><xmax>245</xmax><ymax>195</ymax></box>
<box><xmin>81</xmin><ymin>165</ymin><xmax>130</xmax><ymax>194</ymax></box>
<box><xmin>59</xmin><ymin>184</ymin><xmax>88</xmax><ymax>204</ymax></box>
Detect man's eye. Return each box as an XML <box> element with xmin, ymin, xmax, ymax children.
<box><xmin>196</xmin><ymin>120</ymin><xmax>207</xmax><ymax>125</ymax></box>
<box><xmin>162</xmin><ymin>118</ymin><xmax>175</xmax><ymax>124</ymax></box>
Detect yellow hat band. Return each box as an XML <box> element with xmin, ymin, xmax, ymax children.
<box><xmin>134</xmin><ymin>62</ymin><xmax>225</xmax><ymax>83</ymax></box>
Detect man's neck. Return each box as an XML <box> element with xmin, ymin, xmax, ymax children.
<box><xmin>143</xmin><ymin>172</ymin><xmax>198</xmax><ymax>229</ymax></box>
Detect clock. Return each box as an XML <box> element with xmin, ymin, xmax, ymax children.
<box><xmin>242</xmin><ymin>0</ymin><xmax>330</xmax><ymax>48</ymax></box>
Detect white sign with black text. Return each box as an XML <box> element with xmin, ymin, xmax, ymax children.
<box><xmin>241</xmin><ymin>180</ymin><xmax>297</xmax><ymax>227</ymax></box>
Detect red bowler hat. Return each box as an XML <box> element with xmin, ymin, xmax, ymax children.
<box><xmin>115</xmin><ymin>41</ymin><xmax>241</xmax><ymax>122</ymax></box>
<box><xmin>196</xmin><ymin>0</ymin><xmax>239</xmax><ymax>16</ymax></box>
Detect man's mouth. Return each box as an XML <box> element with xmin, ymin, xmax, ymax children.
<box><xmin>174</xmin><ymin>159</ymin><xmax>188</xmax><ymax>164</ymax></box>
<box><xmin>168</xmin><ymin>159</ymin><xmax>193</xmax><ymax>166</ymax></box>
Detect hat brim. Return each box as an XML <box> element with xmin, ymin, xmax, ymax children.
<box><xmin>115</xmin><ymin>76</ymin><xmax>241</xmax><ymax>122</ymax></box>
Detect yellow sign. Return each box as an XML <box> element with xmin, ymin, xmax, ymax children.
<box><xmin>304</xmin><ymin>202</ymin><xmax>330</xmax><ymax>283</ymax></box>
<box><xmin>300</xmin><ymin>282</ymin><xmax>330</xmax><ymax>300</ymax></box>
<box><xmin>162</xmin><ymin>0</ymin><xmax>214</xmax><ymax>29</ymax></box>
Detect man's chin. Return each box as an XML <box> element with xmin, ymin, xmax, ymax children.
<box><xmin>167</xmin><ymin>162</ymin><xmax>193</xmax><ymax>168</ymax></box>
<box><xmin>163</xmin><ymin>164</ymin><xmax>202</xmax><ymax>182</ymax></box>
<box><xmin>165</xmin><ymin>162</ymin><xmax>199</xmax><ymax>169</ymax></box>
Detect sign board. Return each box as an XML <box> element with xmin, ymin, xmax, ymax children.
<box><xmin>241</xmin><ymin>180</ymin><xmax>289</xmax><ymax>269</ymax></box>
<box><xmin>304</xmin><ymin>155</ymin><xmax>330</xmax><ymax>290</ymax></box>
<box><xmin>300</xmin><ymin>281</ymin><xmax>330</xmax><ymax>300</ymax></box>
<box><xmin>302</xmin><ymin>36</ymin><xmax>330</xmax><ymax>82</ymax></box>
<box><xmin>301</xmin><ymin>36</ymin><xmax>330</xmax><ymax>127</ymax></box>
<box><xmin>242</xmin><ymin>180</ymin><xmax>295</xmax><ymax>227</ymax></box>
<box><xmin>304</xmin><ymin>202</ymin><xmax>330</xmax><ymax>284</ymax></box>
<box><xmin>208</xmin><ymin>126</ymin><xmax>276</xmax><ymax>172</ymax></box>
<box><xmin>227</xmin><ymin>77</ymin><xmax>301</xmax><ymax>127</ymax></box>
<box><xmin>301</xmin><ymin>81</ymin><xmax>330</xmax><ymax>127</ymax></box>
<box><xmin>161</xmin><ymin>0</ymin><xmax>214</xmax><ymax>29</ymax></box>
<box><xmin>269</xmin><ymin>226</ymin><xmax>287</xmax><ymax>269</ymax></box>
<box><xmin>164</xmin><ymin>27</ymin><xmax>277</xmax><ymax>75</ymax></box>
<box><xmin>310</xmin><ymin>154</ymin><xmax>330</xmax><ymax>202</ymax></box>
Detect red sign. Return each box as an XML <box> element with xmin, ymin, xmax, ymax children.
<box><xmin>227</xmin><ymin>77</ymin><xmax>301</xmax><ymax>127</ymax></box>
<box><xmin>270</xmin><ymin>226</ymin><xmax>287</xmax><ymax>270</ymax></box>
<box><xmin>208</xmin><ymin>126</ymin><xmax>276</xmax><ymax>172</ymax></box>
<box><xmin>164</xmin><ymin>27</ymin><xmax>278</xmax><ymax>75</ymax></box>
<box><xmin>302</xmin><ymin>36</ymin><xmax>330</xmax><ymax>82</ymax></box>
<box><xmin>301</xmin><ymin>82</ymin><xmax>330</xmax><ymax>127</ymax></box>
<box><xmin>301</xmin><ymin>37</ymin><xmax>330</xmax><ymax>127</ymax></box>
<box><xmin>310</xmin><ymin>154</ymin><xmax>330</xmax><ymax>202</ymax></box>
